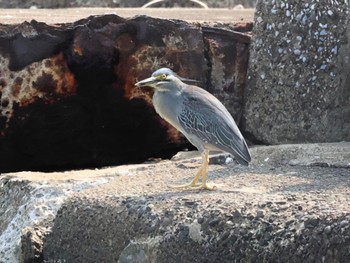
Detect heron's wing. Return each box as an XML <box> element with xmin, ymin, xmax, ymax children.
<box><xmin>178</xmin><ymin>86</ymin><xmax>251</xmax><ymax>165</ymax></box>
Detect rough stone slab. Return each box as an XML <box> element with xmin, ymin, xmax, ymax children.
<box><xmin>252</xmin><ymin>142</ymin><xmax>350</xmax><ymax>168</ymax></box>
<box><xmin>244</xmin><ymin>0</ymin><xmax>350</xmax><ymax>144</ymax></box>
<box><xmin>0</xmin><ymin>169</ymin><xmax>116</xmax><ymax>262</ymax></box>
<box><xmin>1</xmin><ymin>143</ymin><xmax>349</xmax><ymax>262</ymax></box>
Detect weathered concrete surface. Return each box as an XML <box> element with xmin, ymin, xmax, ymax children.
<box><xmin>0</xmin><ymin>14</ymin><xmax>251</xmax><ymax>172</ymax></box>
<box><xmin>1</xmin><ymin>143</ymin><xmax>349</xmax><ymax>262</ymax></box>
<box><xmin>244</xmin><ymin>0</ymin><xmax>350</xmax><ymax>144</ymax></box>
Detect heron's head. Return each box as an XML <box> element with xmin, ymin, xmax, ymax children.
<box><xmin>135</xmin><ymin>68</ymin><xmax>198</xmax><ymax>90</ymax></box>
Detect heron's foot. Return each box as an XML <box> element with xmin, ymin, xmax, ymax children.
<box><xmin>169</xmin><ymin>182</ymin><xmax>217</xmax><ymax>191</ymax></box>
<box><xmin>169</xmin><ymin>182</ymin><xmax>201</xmax><ymax>188</ymax></box>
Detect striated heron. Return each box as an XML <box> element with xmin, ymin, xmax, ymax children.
<box><xmin>135</xmin><ymin>68</ymin><xmax>251</xmax><ymax>190</ymax></box>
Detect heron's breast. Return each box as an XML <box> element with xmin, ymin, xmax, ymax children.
<box><xmin>152</xmin><ymin>91</ymin><xmax>183</xmax><ymax>130</ymax></box>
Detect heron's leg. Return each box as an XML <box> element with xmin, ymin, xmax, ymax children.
<box><xmin>169</xmin><ymin>162</ymin><xmax>204</xmax><ymax>188</ymax></box>
<box><xmin>187</xmin><ymin>150</ymin><xmax>208</xmax><ymax>186</ymax></box>
<box><xmin>198</xmin><ymin>151</ymin><xmax>210</xmax><ymax>187</ymax></box>
<box><xmin>188</xmin><ymin>150</ymin><xmax>208</xmax><ymax>185</ymax></box>
<box><xmin>193</xmin><ymin>150</ymin><xmax>217</xmax><ymax>190</ymax></box>
<box><xmin>169</xmin><ymin>150</ymin><xmax>216</xmax><ymax>190</ymax></box>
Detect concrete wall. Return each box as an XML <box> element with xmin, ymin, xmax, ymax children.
<box><xmin>244</xmin><ymin>0</ymin><xmax>350</xmax><ymax>144</ymax></box>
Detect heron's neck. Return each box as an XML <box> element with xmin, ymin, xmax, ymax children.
<box><xmin>155</xmin><ymin>82</ymin><xmax>183</xmax><ymax>95</ymax></box>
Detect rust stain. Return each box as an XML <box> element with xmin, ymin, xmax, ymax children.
<box><xmin>0</xmin><ymin>52</ymin><xmax>77</xmax><ymax>131</ymax></box>
<box><xmin>52</xmin><ymin>53</ymin><xmax>77</xmax><ymax>95</ymax></box>
<box><xmin>73</xmin><ymin>38</ymin><xmax>83</xmax><ymax>56</ymax></box>
<box><xmin>33</xmin><ymin>72</ymin><xmax>56</xmax><ymax>93</ymax></box>
<box><xmin>120</xmin><ymin>45</ymin><xmax>172</xmax><ymax>102</ymax></box>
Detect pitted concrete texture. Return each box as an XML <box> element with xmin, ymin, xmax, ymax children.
<box><xmin>244</xmin><ymin>0</ymin><xmax>350</xmax><ymax>144</ymax></box>
<box><xmin>0</xmin><ymin>169</ymin><xmax>116</xmax><ymax>262</ymax></box>
<box><xmin>1</xmin><ymin>143</ymin><xmax>349</xmax><ymax>262</ymax></box>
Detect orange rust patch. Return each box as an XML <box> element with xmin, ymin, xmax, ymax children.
<box><xmin>51</xmin><ymin>52</ymin><xmax>76</xmax><ymax>95</ymax></box>
<box><xmin>117</xmin><ymin>45</ymin><xmax>171</xmax><ymax>102</ymax></box>
<box><xmin>73</xmin><ymin>38</ymin><xmax>83</xmax><ymax>57</ymax></box>
<box><xmin>0</xmin><ymin>52</ymin><xmax>77</xmax><ymax>130</ymax></box>
<box><xmin>33</xmin><ymin>72</ymin><xmax>56</xmax><ymax>93</ymax></box>
<box><xmin>60</xmin><ymin>71</ymin><xmax>76</xmax><ymax>94</ymax></box>
<box><xmin>30</xmin><ymin>52</ymin><xmax>77</xmax><ymax>97</ymax></box>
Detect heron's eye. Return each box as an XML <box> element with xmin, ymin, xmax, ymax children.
<box><xmin>157</xmin><ymin>74</ymin><xmax>167</xmax><ymax>81</ymax></box>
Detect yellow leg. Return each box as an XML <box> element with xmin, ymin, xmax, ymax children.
<box><xmin>170</xmin><ymin>150</ymin><xmax>217</xmax><ymax>191</ymax></box>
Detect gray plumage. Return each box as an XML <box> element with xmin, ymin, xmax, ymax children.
<box><xmin>177</xmin><ymin>85</ymin><xmax>251</xmax><ymax>165</ymax></box>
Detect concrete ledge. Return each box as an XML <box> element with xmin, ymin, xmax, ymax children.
<box><xmin>1</xmin><ymin>142</ymin><xmax>349</xmax><ymax>262</ymax></box>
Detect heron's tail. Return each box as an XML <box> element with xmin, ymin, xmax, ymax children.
<box><xmin>230</xmin><ymin>139</ymin><xmax>251</xmax><ymax>166</ymax></box>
